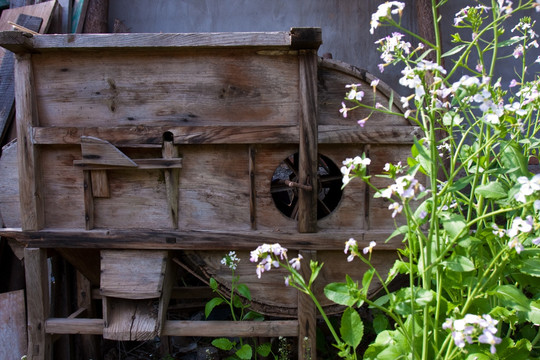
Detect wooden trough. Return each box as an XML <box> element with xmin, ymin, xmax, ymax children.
<box><xmin>0</xmin><ymin>28</ymin><xmax>419</xmax><ymax>359</ymax></box>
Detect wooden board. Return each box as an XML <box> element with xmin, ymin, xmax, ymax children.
<box><xmin>101</xmin><ymin>250</ymin><xmax>168</xmax><ymax>299</ymax></box>
<box><xmin>0</xmin><ymin>0</ymin><xmax>57</xmax><ymax>59</ymax></box>
<box><xmin>0</xmin><ymin>14</ymin><xmax>42</xmax><ymax>146</ymax></box>
<box><xmin>0</xmin><ymin>289</ymin><xmax>27</xmax><ymax>359</ymax></box>
<box><xmin>0</xmin><ymin>140</ymin><xmax>20</xmax><ymax>228</ymax></box>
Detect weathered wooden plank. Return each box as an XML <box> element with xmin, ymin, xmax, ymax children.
<box><xmin>0</xmin><ymin>140</ymin><xmax>20</xmax><ymax>228</ymax></box>
<box><xmin>79</xmin><ymin>136</ymin><xmax>137</xmax><ymax>167</ymax></box>
<box><xmin>0</xmin><ymin>290</ymin><xmax>27</xmax><ymax>359</ymax></box>
<box><xmin>32</xmin><ymin>125</ymin><xmax>418</xmax><ymax>145</ymax></box>
<box><xmin>0</xmin><ymin>30</ymin><xmax>317</xmax><ymax>52</ymax></box>
<box><xmin>32</xmin><ymin>126</ymin><xmax>300</xmax><ymax>145</ymax></box>
<box><xmin>90</xmin><ymin>169</ymin><xmax>109</xmax><ymax>198</ymax></box>
<box><xmin>103</xmin><ymin>297</ymin><xmax>158</xmax><ymax>341</ymax></box>
<box><xmin>82</xmin><ymin>0</ymin><xmax>108</xmax><ymax>33</ymax></box>
<box><xmin>0</xmin><ymin>14</ymin><xmax>42</xmax><ymax>146</ymax></box>
<box><xmin>15</xmin><ymin>53</ymin><xmax>44</xmax><ymax>231</ymax></box>
<box><xmin>298</xmin><ymin>250</ymin><xmax>317</xmax><ymax>360</ymax></box>
<box><xmin>100</xmin><ymin>250</ymin><xmax>168</xmax><ymax>299</ymax></box>
<box><xmin>24</xmin><ymin>247</ymin><xmax>50</xmax><ymax>360</ymax></box>
<box><xmin>249</xmin><ymin>145</ymin><xmax>257</xmax><ymax>229</ymax></box>
<box><xmin>83</xmin><ymin>171</ymin><xmax>94</xmax><ymax>230</ymax></box>
<box><xmin>162</xmin><ymin>135</ymin><xmax>180</xmax><ymax>228</ymax></box>
<box><xmin>0</xmin><ymin>228</ymin><xmax>402</xmax><ymax>250</ymax></box>
<box><xmin>74</xmin><ymin>158</ymin><xmax>183</xmax><ymax>170</ymax></box>
<box><xmin>0</xmin><ymin>2</ymin><xmax>57</xmax><ymax>57</ymax></box>
<box><xmin>298</xmin><ymin>49</ymin><xmax>319</xmax><ymax>233</ymax></box>
<box><xmin>45</xmin><ymin>318</ymin><xmax>299</xmax><ymax>337</ymax></box>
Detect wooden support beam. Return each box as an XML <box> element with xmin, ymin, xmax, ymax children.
<box><xmin>162</xmin><ymin>134</ymin><xmax>180</xmax><ymax>229</ymax></box>
<box><xmin>298</xmin><ymin>49</ymin><xmax>319</xmax><ymax>233</ymax></box>
<box><xmin>24</xmin><ymin>248</ymin><xmax>50</xmax><ymax>360</ymax></box>
<box><xmin>249</xmin><ymin>145</ymin><xmax>257</xmax><ymax>229</ymax></box>
<box><xmin>15</xmin><ymin>53</ymin><xmax>44</xmax><ymax>231</ymax></box>
<box><xmin>0</xmin><ymin>228</ymin><xmax>401</xmax><ymax>250</ymax></box>
<box><xmin>45</xmin><ymin>319</ymin><xmax>299</xmax><ymax>337</ymax></box>
<box><xmin>298</xmin><ymin>250</ymin><xmax>317</xmax><ymax>360</ymax></box>
<box><xmin>83</xmin><ymin>171</ymin><xmax>94</xmax><ymax>230</ymax></box>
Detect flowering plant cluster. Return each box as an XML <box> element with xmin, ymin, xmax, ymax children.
<box><xmin>252</xmin><ymin>0</ymin><xmax>540</xmax><ymax>359</ymax></box>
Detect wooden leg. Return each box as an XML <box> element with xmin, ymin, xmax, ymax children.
<box><xmin>76</xmin><ymin>271</ymin><xmax>101</xmax><ymax>360</ymax></box>
<box><xmin>24</xmin><ymin>248</ymin><xmax>50</xmax><ymax>360</ymax></box>
<box><xmin>298</xmin><ymin>250</ymin><xmax>317</xmax><ymax>360</ymax></box>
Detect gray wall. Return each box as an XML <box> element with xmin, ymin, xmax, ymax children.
<box><xmin>108</xmin><ymin>1</ymin><xmax>538</xmax><ymax>95</ymax></box>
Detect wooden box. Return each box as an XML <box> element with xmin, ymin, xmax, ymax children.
<box><xmin>0</xmin><ymin>29</ymin><xmax>419</xmax><ymax>317</ymax></box>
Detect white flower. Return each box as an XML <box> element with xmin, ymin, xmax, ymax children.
<box><xmin>370</xmin><ymin>1</ymin><xmax>405</xmax><ymax>34</ymax></box>
<box><xmin>389</xmin><ymin>202</ymin><xmax>403</xmax><ymax>218</ymax></box>
<box><xmin>339</xmin><ymin>102</ymin><xmax>349</xmax><ymax>118</ymax></box>
<box><xmin>362</xmin><ymin>241</ymin><xmax>377</xmax><ymax>255</ymax></box>
<box><xmin>478</xmin><ymin>330</ymin><xmax>502</xmax><ymax>354</ymax></box>
<box><xmin>492</xmin><ymin>223</ymin><xmax>506</xmax><ymax>238</ymax></box>
<box><xmin>289</xmin><ymin>255</ymin><xmax>303</xmax><ymax>270</ymax></box>
<box><xmin>515</xmin><ymin>174</ymin><xmax>540</xmax><ymax>202</ymax></box>
<box><xmin>507</xmin><ymin>216</ymin><xmax>534</xmax><ymax>238</ymax></box>
<box><xmin>344</xmin><ymin>238</ymin><xmax>357</xmax><ymax>254</ymax></box>
<box><xmin>513</xmin><ymin>44</ymin><xmax>524</xmax><ymax>58</ymax></box>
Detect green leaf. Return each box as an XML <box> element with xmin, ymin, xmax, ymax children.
<box><xmin>205</xmin><ymin>297</ymin><xmax>225</xmax><ymax>319</ymax></box>
<box><xmin>362</xmin><ymin>269</ymin><xmax>375</xmax><ymax>291</ymax></box>
<box><xmin>235</xmin><ymin>344</ymin><xmax>253</xmax><ymax>360</ymax></box>
<box><xmin>340</xmin><ymin>308</ymin><xmax>363</xmax><ymax>348</ymax></box>
<box><xmin>491</xmin><ymin>285</ymin><xmax>530</xmax><ymax>312</ymax></box>
<box><xmin>209</xmin><ymin>277</ymin><xmax>218</xmax><ymax>291</ymax></box>
<box><xmin>519</xmin><ymin>258</ymin><xmax>540</xmax><ymax>277</ymax></box>
<box><xmin>324</xmin><ymin>282</ymin><xmax>356</xmax><ymax>307</ymax></box>
<box><xmin>211</xmin><ymin>338</ymin><xmax>234</xmax><ymax>351</ymax></box>
<box><xmin>256</xmin><ymin>343</ymin><xmax>272</xmax><ymax>357</ymax></box>
<box><xmin>387</xmin><ymin>225</ymin><xmax>409</xmax><ymax>241</ymax></box>
<box><xmin>388</xmin><ymin>90</ymin><xmax>394</xmax><ymax>110</ymax></box>
<box><xmin>236</xmin><ymin>283</ymin><xmax>252</xmax><ymax>301</ymax></box>
<box><xmin>526</xmin><ymin>300</ymin><xmax>540</xmax><ymax>324</ymax></box>
<box><xmin>474</xmin><ymin>182</ymin><xmax>508</xmax><ymax>199</ymax></box>
<box><xmin>373</xmin><ymin>313</ymin><xmax>389</xmax><ymax>334</ymax></box>
<box><xmin>242</xmin><ymin>310</ymin><xmax>264</xmax><ymax>321</ymax></box>
<box><xmin>415</xmin><ymin>288</ymin><xmax>434</xmax><ymax>306</ymax></box>
<box><xmin>442</xmin><ymin>44</ymin><xmax>467</xmax><ymax>57</ymax></box>
<box><xmin>442</xmin><ymin>255</ymin><xmax>476</xmax><ymax>272</ymax></box>
<box><xmin>441</xmin><ymin>212</ymin><xmax>467</xmax><ymax>238</ymax></box>
<box><xmin>232</xmin><ymin>294</ymin><xmax>243</xmax><ymax>308</ymax></box>
<box><xmin>501</xmin><ymin>141</ymin><xmax>530</xmax><ymax>180</ymax></box>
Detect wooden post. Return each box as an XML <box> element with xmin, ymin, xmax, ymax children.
<box><xmin>298</xmin><ymin>250</ymin><xmax>317</xmax><ymax>360</ymax></box>
<box><xmin>75</xmin><ymin>271</ymin><xmax>100</xmax><ymax>360</ymax></box>
<box><xmin>24</xmin><ymin>247</ymin><xmax>50</xmax><ymax>360</ymax></box>
<box><xmin>15</xmin><ymin>53</ymin><xmax>44</xmax><ymax>231</ymax></box>
<box><xmin>249</xmin><ymin>145</ymin><xmax>257</xmax><ymax>230</ymax></box>
<box><xmin>297</xmin><ymin>49</ymin><xmax>318</xmax><ymax>233</ymax></box>
<box><xmin>162</xmin><ymin>133</ymin><xmax>180</xmax><ymax>229</ymax></box>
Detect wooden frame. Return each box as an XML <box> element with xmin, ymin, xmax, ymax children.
<box><xmin>0</xmin><ymin>29</ymin><xmax>419</xmax><ymax>359</ymax></box>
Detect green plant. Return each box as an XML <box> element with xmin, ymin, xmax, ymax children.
<box><xmin>205</xmin><ymin>251</ymin><xmax>271</xmax><ymax>359</ymax></box>
<box><xmin>252</xmin><ymin>1</ymin><xmax>540</xmax><ymax>359</ymax></box>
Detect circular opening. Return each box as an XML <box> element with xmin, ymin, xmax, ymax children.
<box><xmin>270</xmin><ymin>153</ymin><xmax>343</xmax><ymax>220</ymax></box>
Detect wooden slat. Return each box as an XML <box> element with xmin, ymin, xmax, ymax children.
<box><xmin>298</xmin><ymin>250</ymin><xmax>317</xmax><ymax>360</ymax></box>
<box><xmin>0</xmin><ymin>14</ymin><xmax>42</xmax><ymax>146</ymax></box>
<box><xmin>83</xmin><ymin>171</ymin><xmax>94</xmax><ymax>230</ymax></box>
<box><xmin>162</xmin><ymin>137</ymin><xmax>180</xmax><ymax>228</ymax></box>
<box><xmin>0</xmin><ymin>228</ymin><xmax>401</xmax><ymax>250</ymax></box>
<box><xmin>74</xmin><ymin>158</ymin><xmax>183</xmax><ymax>170</ymax></box>
<box><xmin>32</xmin><ymin>125</ymin><xmax>418</xmax><ymax>145</ymax></box>
<box><xmin>45</xmin><ymin>318</ymin><xmax>299</xmax><ymax>337</ymax></box>
<box><xmin>15</xmin><ymin>53</ymin><xmax>44</xmax><ymax>231</ymax></box>
<box><xmin>103</xmin><ymin>297</ymin><xmax>158</xmax><ymax>341</ymax></box>
<box><xmin>298</xmin><ymin>49</ymin><xmax>318</xmax><ymax>233</ymax></box>
<box><xmin>33</xmin><ymin>126</ymin><xmax>301</xmax><ymax>145</ymax></box>
<box><xmin>24</xmin><ymin>248</ymin><xmax>50</xmax><ymax>360</ymax></box>
<box><xmin>70</xmin><ymin>0</ymin><xmax>89</xmax><ymax>33</ymax></box>
<box><xmin>249</xmin><ymin>145</ymin><xmax>257</xmax><ymax>229</ymax></box>
<box><xmin>0</xmin><ymin>290</ymin><xmax>27</xmax><ymax>359</ymax></box>
<box><xmin>0</xmin><ymin>30</ymin><xmax>315</xmax><ymax>53</ymax></box>
<box><xmin>101</xmin><ymin>250</ymin><xmax>168</xmax><ymax>299</ymax></box>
